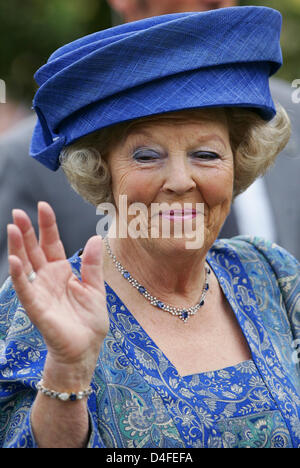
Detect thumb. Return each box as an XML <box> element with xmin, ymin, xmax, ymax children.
<box><xmin>80</xmin><ymin>236</ymin><xmax>104</xmax><ymax>290</ymax></box>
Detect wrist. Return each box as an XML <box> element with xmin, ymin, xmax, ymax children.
<box><xmin>42</xmin><ymin>355</ymin><xmax>95</xmax><ymax>393</ymax></box>
<box><xmin>37</xmin><ymin>378</ymin><xmax>92</xmax><ymax>402</ymax></box>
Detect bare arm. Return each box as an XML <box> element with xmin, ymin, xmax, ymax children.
<box><xmin>31</xmin><ymin>391</ymin><xmax>90</xmax><ymax>448</ymax></box>
<box><xmin>7</xmin><ymin>202</ymin><xmax>109</xmax><ymax>448</ymax></box>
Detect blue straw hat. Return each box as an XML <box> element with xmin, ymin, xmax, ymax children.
<box><xmin>30</xmin><ymin>6</ymin><xmax>283</xmax><ymax>171</ymax></box>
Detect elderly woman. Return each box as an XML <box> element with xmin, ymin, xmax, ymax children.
<box><xmin>0</xmin><ymin>7</ymin><xmax>300</xmax><ymax>448</ymax></box>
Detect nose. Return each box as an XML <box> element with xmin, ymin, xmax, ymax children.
<box><xmin>162</xmin><ymin>156</ymin><xmax>196</xmax><ymax>195</ymax></box>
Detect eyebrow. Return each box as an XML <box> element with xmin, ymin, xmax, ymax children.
<box><xmin>195</xmin><ymin>134</ymin><xmax>228</xmax><ymax>151</ymax></box>
<box><xmin>125</xmin><ymin>128</ymin><xmax>228</xmax><ymax>151</ymax></box>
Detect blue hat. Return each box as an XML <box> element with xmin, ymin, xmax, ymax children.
<box><xmin>30</xmin><ymin>6</ymin><xmax>283</xmax><ymax>171</ymax></box>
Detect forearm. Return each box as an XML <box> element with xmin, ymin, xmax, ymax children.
<box><xmin>31</xmin><ymin>393</ymin><xmax>90</xmax><ymax>448</ymax></box>
<box><xmin>31</xmin><ymin>360</ymin><xmax>93</xmax><ymax>448</ymax></box>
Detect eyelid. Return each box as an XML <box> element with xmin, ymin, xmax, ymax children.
<box><xmin>190</xmin><ymin>150</ymin><xmax>221</xmax><ymax>158</ymax></box>
<box><xmin>132</xmin><ymin>147</ymin><xmax>162</xmax><ymax>160</ymax></box>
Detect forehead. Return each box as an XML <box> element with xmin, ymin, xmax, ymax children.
<box><xmin>124</xmin><ymin>108</ymin><xmax>229</xmax><ymax>137</ymax></box>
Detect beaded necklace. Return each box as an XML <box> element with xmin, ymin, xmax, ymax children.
<box><xmin>104</xmin><ymin>237</ymin><xmax>211</xmax><ymax>323</ymax></box>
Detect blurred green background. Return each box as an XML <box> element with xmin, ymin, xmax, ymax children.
<box><xmin>240</xmin><ymin>0</ymin><xmax>300</xmax><ymax>82</ymax></box>
<box><xmin>0</xmin><ymin>0</ymin><xmax>299</xmax><ymax>106</ymax></box>
<box><xmin>0</xmin><ymin>0</ymin><xmax>112</xmax><ymax>105</ymax></box>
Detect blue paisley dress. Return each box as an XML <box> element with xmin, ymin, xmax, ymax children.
<box><xmin>0</xmin><ymin>236</ymin><xmax>300</xmax><ymax>448</ymax></box>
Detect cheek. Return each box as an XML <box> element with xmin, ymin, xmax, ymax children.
<box><xmin>199</xmin><ymin>166</ymin><xmax>234</xmax><ymax>206</ymax></box>
<box><xmin>112</xmin><ymin>169</ymin><xmax>159</xmax><ymax>205</ymax></box>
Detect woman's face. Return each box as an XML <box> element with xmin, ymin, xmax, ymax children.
<box><xmin>107</xmin><ymin>109</ymin><xmax>234</xmax><ymax>256</ymax></box>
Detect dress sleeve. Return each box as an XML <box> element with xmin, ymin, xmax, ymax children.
<box><xmin>233</xmin><ymin>235</ymin><xmax>300</xmax><ymax>351</ymax></box>
<box><xmin>0</xmin><ymin>277</ymin><xmax>39</xmax><ymax>447</ymax></box>
<box><xmin>0</xmin><ymin>276</ymin><xmax>106</xmax><ymax>448</ymax></box>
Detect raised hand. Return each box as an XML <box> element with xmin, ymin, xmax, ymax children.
<box><xmin>7</xmin><ymin>201</ymin><xmax>109</xmax><ymax>389</ymax></box>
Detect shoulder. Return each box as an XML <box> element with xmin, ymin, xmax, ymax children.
<box><xmin>211</xmin><ymin>236</ymin><xmax>300</xmax><ymax>312</ymax></box>
<box><xmin>213</xmin><ymin>235</ymin><xmax>300</xmax><ymax>272</ymax></box>
<box><xmin>0</xmin><ymin>277</ymin><xmax>20</xmax><ymax>340</ymax></box>
<box><xmin>211</xmin><ymin>236</ymin><xmax>300</xmax><ymax>337</ymax></box>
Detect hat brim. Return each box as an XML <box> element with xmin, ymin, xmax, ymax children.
<box><xmin>60</xmin><ymin>61</ymin><xmax>275</xmax><ymax>146</ymax></box>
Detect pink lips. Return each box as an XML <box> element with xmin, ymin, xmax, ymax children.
<box><xmin>160</xmin><ymin>209</ymin><xmax>197</xmax><ymax>221</ymax></box>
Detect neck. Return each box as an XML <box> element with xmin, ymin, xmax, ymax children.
<box><xmin>104</xmin><ymin>235</ymin><xmax>209</xmax><ymax>307</ymax></box>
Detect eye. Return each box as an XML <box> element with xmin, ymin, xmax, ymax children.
<box><xmin>133</xmin><ymin>148</ymin><xmax>162</xmax><ymax>163</ymax></box>
<box><xmin>191</xmin><ymin>151</ymin><xmax>220</xmax><ymax>160</ymax></box>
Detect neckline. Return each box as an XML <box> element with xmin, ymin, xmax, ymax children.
<box><xmin>103</xmin><ymin>250</ymin><xmax>254</xmax><ymax>380</ymax></box>
<box><xmin>181</xmin><ymin>359</ymin><xmax>255</xmax><ymax>379</ymax></box>
<box><xmin>73</xmin><ymin>243</ymin><xmax>255</xmax><ymax>380</ymax></box>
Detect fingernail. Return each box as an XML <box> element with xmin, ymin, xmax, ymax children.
<box><xmin>12</xmin><ymin>209</ymin><xmax>23</xmax><ymax>219</ymax></box>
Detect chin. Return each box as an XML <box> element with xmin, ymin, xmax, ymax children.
<box><xmin>150</xmin><ymin>235</ymin><xmax>206</xmax><ymax>257</ymax></box>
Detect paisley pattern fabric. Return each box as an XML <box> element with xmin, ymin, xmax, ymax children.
<box><xmin>184</xmin><ymin>361</ymin><xmax>291</xmax><ymax>448</ymax></box>
<box><xmin>0</xmin><ymin>236</ymin><xmax>299</xmax><ymax>448</ymax></box>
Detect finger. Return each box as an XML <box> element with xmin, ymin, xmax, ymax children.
<box><xmin>12</xmin><ymin>209</ymin><xmax>47</xmax><ymax>272</ymax></box>
<box><xmin>8</xmin><ymin>254</ymin><xmax>36</xmax><ymax>312</ymax></box>
<box><xmin>38</xmin><ymin>201</ymin><xmax>66</xmax><ymax>262</ymax></box>
<box><xmin>7</xmin><ymin>224</ymin><xmax>33</xmax><ymax>276</ymax></box>
<box><xmin>81</xmin><ymin>236</ymin><xmax>104</xmax><ymax>290</ymax></box>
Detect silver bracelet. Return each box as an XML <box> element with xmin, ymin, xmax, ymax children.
<box><xmin>36</xmin><ymin>379</ymin><xmax>93</xmax><ymax>402</ymax></box>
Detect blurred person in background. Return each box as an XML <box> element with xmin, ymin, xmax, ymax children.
<box><xmin>109</xmin><ymin>0</ymin><xmax>236</xmax><ymax>20</ymax></box>
<box><xmin>0</xmin><ymin>100</ymin><xmax>29</xmax><ymax>135</ymax></box>
<box><xmin>0</xmin><ymin>115</ymin><xmax>98</xmax><ymax>284</ymax></box>
<box><xmin>0</xmin><ymin>114</ymin><xmax>99</xmax><ymax>283</ymax></box>
<box><xmin>108</xmin><ymin>0</ymin><xmax>300</xmax><ymax>261</ymax></box>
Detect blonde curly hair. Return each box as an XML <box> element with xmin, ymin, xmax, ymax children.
<box><xmin>59</xmin><ymin>105</ymin><xmax>291</xmax><ymax>206</ymax></box>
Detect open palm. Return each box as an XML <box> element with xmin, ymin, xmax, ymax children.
<box><xmin>7</xmin><ymin>202</ymin><xmax>109</xmax><ymax>373</ymax></box>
